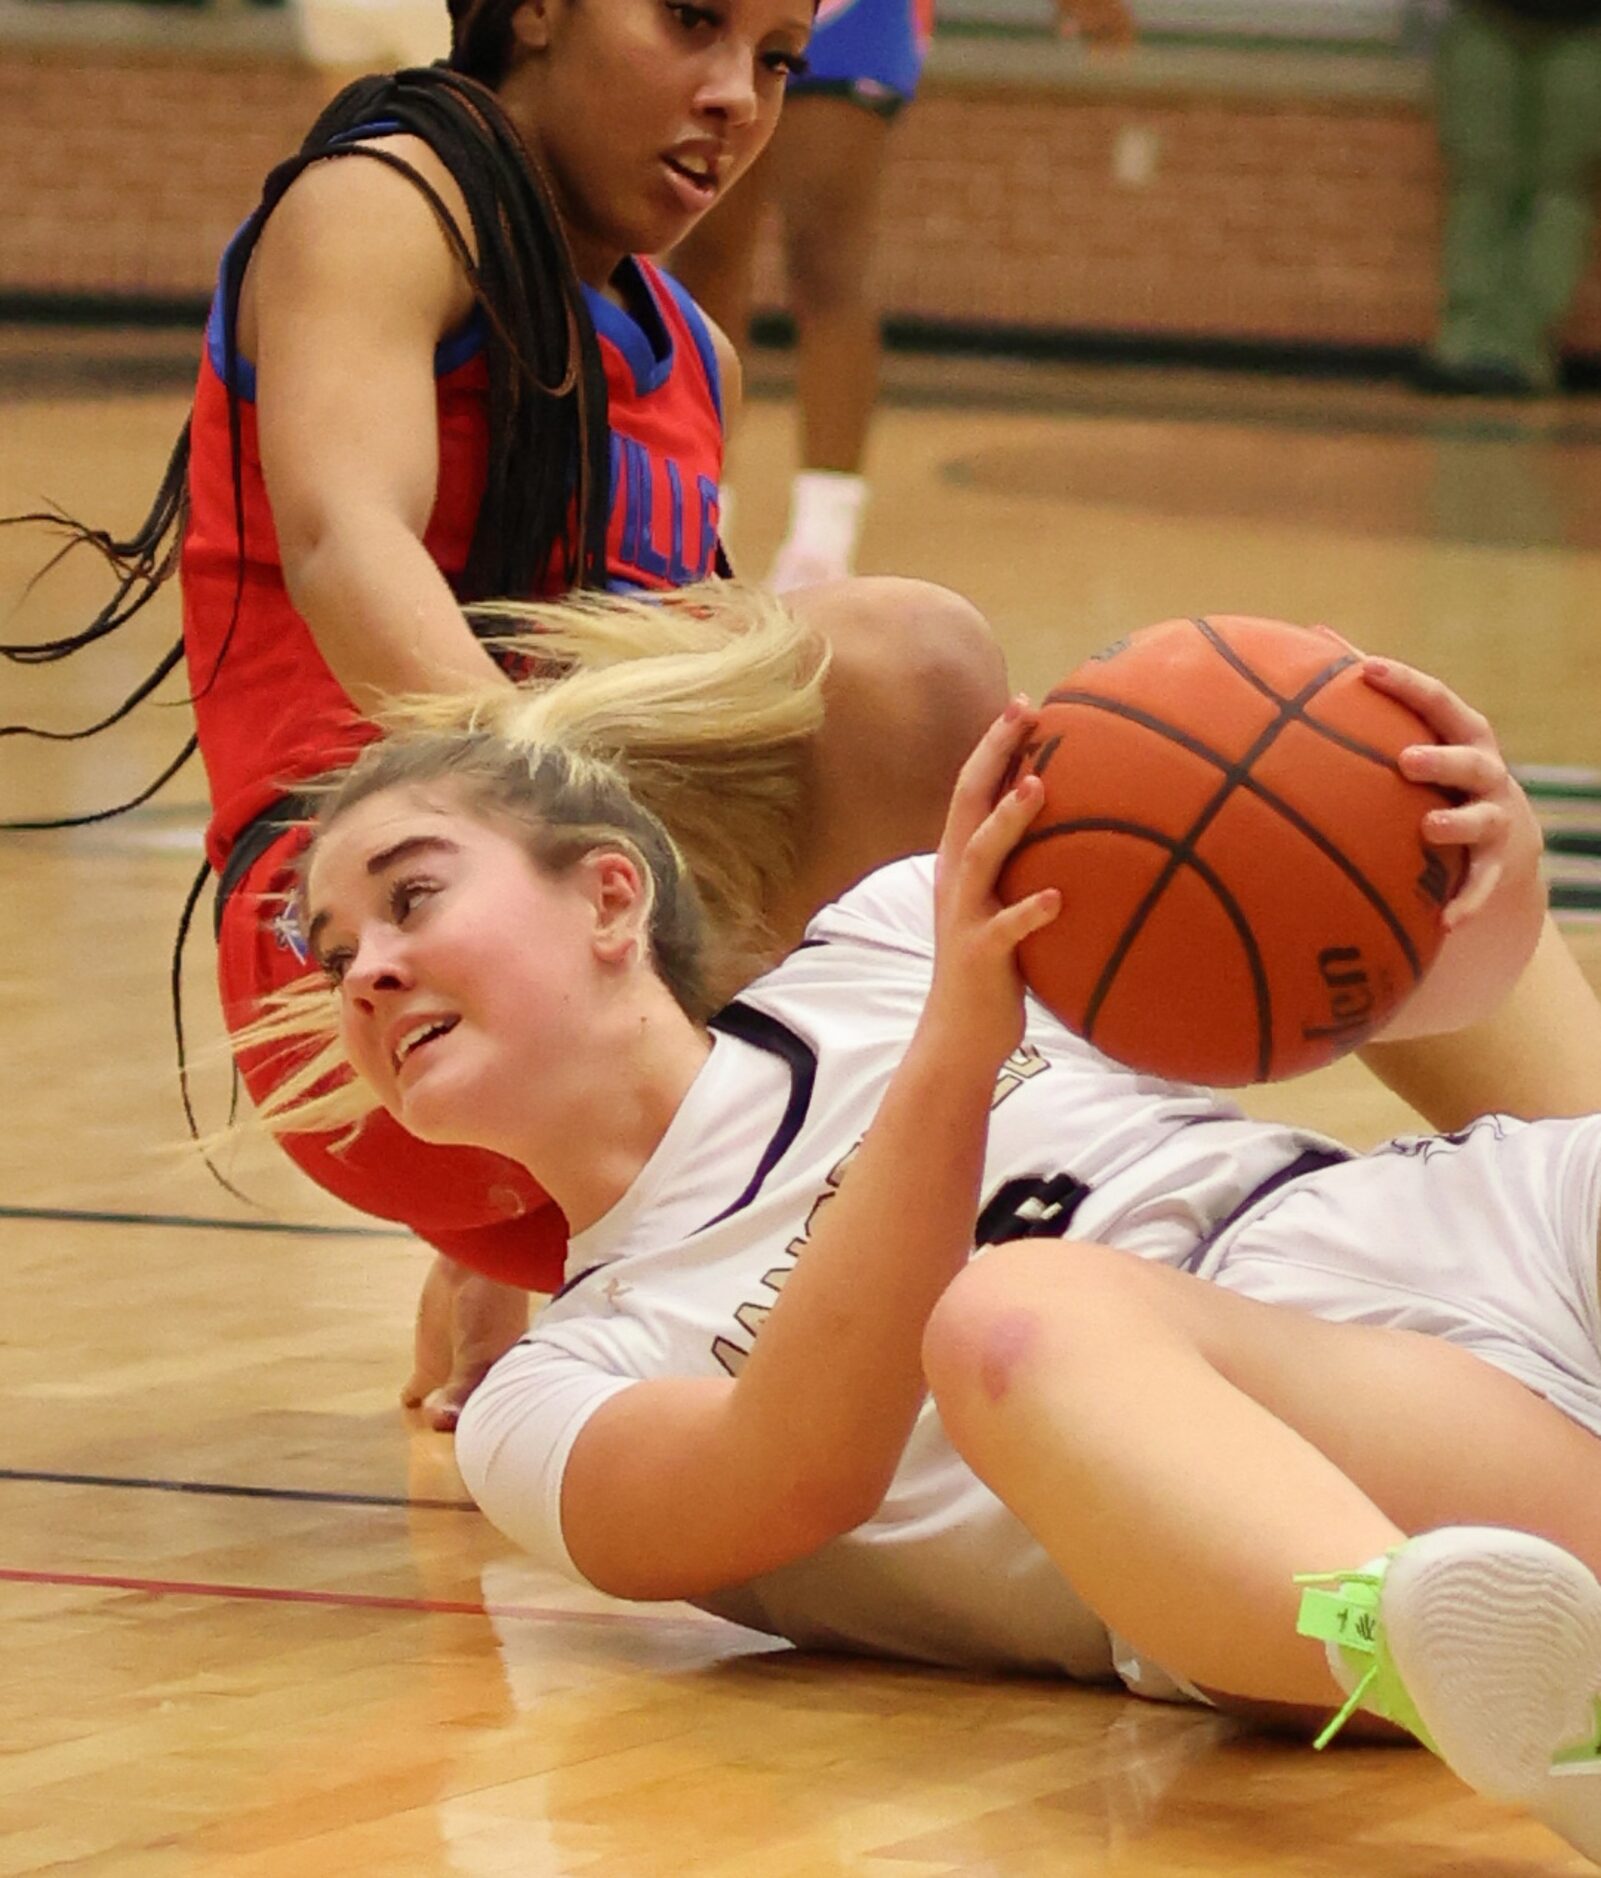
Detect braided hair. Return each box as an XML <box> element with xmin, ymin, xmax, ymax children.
<box><xmin>448</xmin><ymin>0</ymin><xmax>530</xmax><ymax>86</ymax></box>
<box><xmin>1</xmin><ymin>38</ymin><xmax>611</xmax><ymax>825</ymax></box>
<box><xmin>0</xmin><ymin>25</ymin><xmax>618</xmax><ymax>1177</ymax></box>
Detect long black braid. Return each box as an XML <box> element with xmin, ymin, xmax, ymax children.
<box><xmin>1</xmin><ymin>47</ymin><xmax>611</xmax><ymax>822</ymax></box>
<box><xmin>1</xmin><ymin>19</ymin><xmax>613</xmax><ymax>1171</ymax></box>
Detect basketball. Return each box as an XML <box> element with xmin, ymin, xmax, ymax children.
<box><xmin>1000</xmin><ymin>615</ymin><xmax>1464</xmax><ymax>1086</ymax></box>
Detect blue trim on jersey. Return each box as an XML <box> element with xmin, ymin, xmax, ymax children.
<box><xmin>206</xmin><ymin>120</ymin><xmax>501</xmax><ymax>402</ymax></box>
<box><xmin>204</xmin><ymin>223</ymin><xmax>488</xmax><ymax>404</ymax></box>
<box><xmin>582</xmin><ymin>258</ymin><xmax>676</xmax><ymax>399</ymax></box>
<box><xmin>655</xmin><ymin>268</ymin><xmax>723</xmax><ymax>426</ymax></box>
<box><xmin>204</xmin><ymin>279</ymin><xmax>257</xmax><ymax>400</ymax></box>
<box><xmin>434</xmin><ymin>310</ymin><xmax>488</xmax><ymax>376</ymax></box>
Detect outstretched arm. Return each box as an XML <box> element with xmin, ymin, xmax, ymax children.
<box><xmin>249</xmin><ymin>147</ymin><xmax>512</xmax><ymax>713</ymax></box>
<box><xmin>1362</xmin><ymin>916</ymin><xmax>1601</xmax><ymax>1131</ymax></box>
<box><xmin>557</xmin><ymin>703</ymin><xmax>1060</xmax><ymax>1601</ymax></box>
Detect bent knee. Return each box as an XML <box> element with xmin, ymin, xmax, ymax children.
<box><xmin>803</xmin><ymin>575</ymin><xmax>1001</xmax><ymax>676</ymax></box>
<box><xmin>775</xmin><ymin>579</ymin><xmax>1009</xmax><ymax>913</ymax></box>
<box><xmin>806</xmin><ymin>576</ymin><xmax>1008</xmax><ymax>747</ymax></box>
<box><xmin>857</xmin><ymin>577</ymin><xmax>1007</xmax><ymax>697</ymax></box>
<box><xmin>923</xmin><ymin>1246</ymin><xmax>1111</xmax><ymax>1412</ymax></box>
<box><xmin>924</xmin><ymin>1242</ymin><xmax>1149</xmax><ymax>1429</ymax></box>
<box><xmin>923</xmin><ymin>1261</ymin><xmax>1041</xmax><ymax>1422</ymax></box>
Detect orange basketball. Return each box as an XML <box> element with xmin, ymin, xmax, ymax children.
<box><xmin>999</xmin><ymin>615</ymin><xmax>1464</xmax><ymax>1086</ymax></box>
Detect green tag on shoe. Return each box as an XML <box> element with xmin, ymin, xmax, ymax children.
<box><xmin>1296</xmin><ymin>1582</ymin><xmax>1381</xmax><ymax>1653</ymax></box>
<box><xmin>1292</xmin><ymin>1569</ymin><xmax>1435</xmax><ymax>1754</ymax></box>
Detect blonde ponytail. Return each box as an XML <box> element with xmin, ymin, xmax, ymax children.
<box><xmin>237</xmin><ymin>580</ymin><xmax>828</xmax><ymax>1140</ymax></box>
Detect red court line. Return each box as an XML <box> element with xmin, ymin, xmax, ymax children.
<box><xmin>0</xmin><ymin>1565</ymin><xmax>717</xmax><ymax>1631</ymax></box>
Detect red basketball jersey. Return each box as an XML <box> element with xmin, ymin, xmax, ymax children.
<box><xmin>182</xmin><ymin>253</ymin><xmax>725</xmax><ymax>870</ymax></box>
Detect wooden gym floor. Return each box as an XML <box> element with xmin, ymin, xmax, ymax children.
<box><xmin>2</xmin><ymin>323</ymin><xmax>1600</xmax><ymax>1875</ymax></box>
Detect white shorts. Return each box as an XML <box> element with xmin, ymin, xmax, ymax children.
<box><xmin>1114</xmin><ymin>1113</ymin><xmax>1601</xmax><ymax>1708</ymax></box>
<box><xmin>1195</xmin><ymin>1113</ymin><xmax>1601</xmax><ymax>1441</ymax></box>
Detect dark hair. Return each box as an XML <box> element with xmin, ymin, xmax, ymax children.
<box><xmin>448</xmin><ymin>0</ymin><xmax>526</xmax><ymax>86</ymax></box>
<box><xmin>0</xmin><ymin>57</ymin><xmax>610</xmax><ymax>825</ymax></box>
<box><xmin>0</xmin><ymin>50</ymin><xmax>614</xmax><ymax>1177</ymax></box>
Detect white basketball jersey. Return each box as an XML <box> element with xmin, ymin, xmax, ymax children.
<box><xmin>459</xmin><ymin>858</ymin><xmax>1343</xmax><ymax>1675</ymax></box>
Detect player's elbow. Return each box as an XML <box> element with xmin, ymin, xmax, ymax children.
<box><xmin>774</xmin><ymin>1461</ymin><xmax>887</xmax><ymax>1553</ymax></box>
<box><xmin>277</xmin><ymin>511</ymin><xmax>356</xmax><ymax>623</ymax></box>
<box><xmin>278</xmin><ymin>503</ymin><xmax>391</xmax><ymax>607</ymax></box>
<box><xmin>563</xmin><ymin>1468</ymin><xmax>876</xmax><ymax>1606</ymax></box>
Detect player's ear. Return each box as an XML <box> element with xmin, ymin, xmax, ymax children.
<box><xmin>582</xmin><ymin>851</ymin><xmax>652</xmax><ymax>967</ymax></box>
<box><xmin>507</xmin><ymin>0</ymin><xmax>559</xmax><ymax>56</ymax></box>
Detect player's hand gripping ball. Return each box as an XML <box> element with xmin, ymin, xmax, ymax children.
<box><xmin>999</xmin><ymin>616</ymin><xmax>1465</xmax><ymax>1085</ymax></box>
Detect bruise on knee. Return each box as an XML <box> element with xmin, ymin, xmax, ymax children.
<box><xmin>924</xmin><ymin>1273</ymin><xmax>1049</xmax><ymax>1420</ymax></box>
<box><xmin>977</xmin><ymin>1307</ymin><xmax>1044</xmax><ymax>1404</ymax></box>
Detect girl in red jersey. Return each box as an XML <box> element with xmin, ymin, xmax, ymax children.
<box><xmin>4</xmin><ymin>0</ymin><xmax>1007</xmax><ymax>1426</ymax></box>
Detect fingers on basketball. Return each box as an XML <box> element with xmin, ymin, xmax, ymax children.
<box><xmin>998</xmin><ymin>616</ymin><xmax>1463</xmax><ymax>1084</ymax></box>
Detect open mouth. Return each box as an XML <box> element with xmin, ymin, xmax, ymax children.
<box><xmin>393</xmin><ymin>1016</ymin><xmax>459</xmax><ymax>1077</ymax></box>
<box><xmin>663</xmin><ymin>153</ymin><xmax>718</xmax><ymax>203</ymax></box>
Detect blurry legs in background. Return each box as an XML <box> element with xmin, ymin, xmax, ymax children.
<box><xmin>766</xmin><ymin>96</ymin><xmax>892</xmax><ymax>590</ymax></box>
<box><xmin>670</xmin><ymin>94</ymin><xmax>895</xmax><ymax>589</ymax></box>
<box><xmin>1425</xmin><ymin>0</ymin><xmax>1601</xmax><ymax>395</ymax></box>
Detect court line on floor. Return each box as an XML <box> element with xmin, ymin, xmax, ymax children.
<box><xmin>0</xmin><ymin>1467</ymin><xmax>473</xmax><ymax>1511</ymax></box>
<box><xmin>0</xmin><ymin>1565</ymin><xmax>726</xmax><ymax>1632</ymax></box>
<box><xmin>1519</xmin><ymin>767</ymin><xmax>1601</xmax><ymax>800</ymax></box>
<box><xmin>0</xmin><ymin>1202</ymin><xmax>405</xmax><ymax>1240</ymax></box>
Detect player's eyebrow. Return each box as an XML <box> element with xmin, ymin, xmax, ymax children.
<box><xmin>306</xmin><ymin>834</ymin><xmax>460</xmax><ymax>960</ymax></box>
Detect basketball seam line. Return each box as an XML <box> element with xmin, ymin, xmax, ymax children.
<box><xmin>1189</xmin><ymin>617</ymin><xmax>1444</xmax><ymax>782</ymax></box>
<box><xmin>1050</xmin><ymin>646</ymin><xmax>1413</xmax><ymax>1078</ymax></box>
<box><xmin>1020</xmin><ymin>816</ymin><xmax>1273</xmax><ymax>1076</ymax></box>
<box><xmin>1030</xmin><ymin>688</ymin><xmax>1431</xmax><ymax>989</ymax></box>
<box><xmin>1086</xmin><ymin>677</ymin><xmax>1304</xmax><ymax>1076</ymax></box>
<box><xmin>1198</xmin><ymin>622</ymin><xmax>1430</xmax><ymax>978</ymax></box>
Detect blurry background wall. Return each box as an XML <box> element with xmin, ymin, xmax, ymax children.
<box><xmin>2</xmin><ymin>0</ymin><xmax>1599</xmax><ymax>358</ymax></box>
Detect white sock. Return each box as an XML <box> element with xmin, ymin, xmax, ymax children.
<box><xmin>768</xmin><ymin>470</ymin><xmax>868</xmax><ymax>592</ymax></box>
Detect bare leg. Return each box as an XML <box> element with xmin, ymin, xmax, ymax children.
<box><xmin>773</xmin><ymin>576</ymin><xmax>1009</xmax><ymax>942</ymax></box>
<box><xmin>772</xmin><ymin>96</ymin><xmax>893</xmax><ymax>475</ymax></box>
<box><xmin>670</xmin><ymin>96</ymin><xmax>892</xmax><ymax>477</ymax></box>
<box><xmin>761</xmin><ymin>98</ymin><xmax>894</xmax><ymax>588</ymax></box>
<box><xmin>923</xmin><ymin>1239</ymin><xmax>1601</xmax><ymax>1711</ymax></box>
<box><xmin>404</xmin><ymin>1252</ymin><xmax>530</xmax><ymax>1433</ymax></box>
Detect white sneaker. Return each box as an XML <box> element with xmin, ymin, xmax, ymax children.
<box><xmin>1297</xmin><ymin>1526</ymin><xmax>1601</xmax><ymax>1863</ymax></box>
